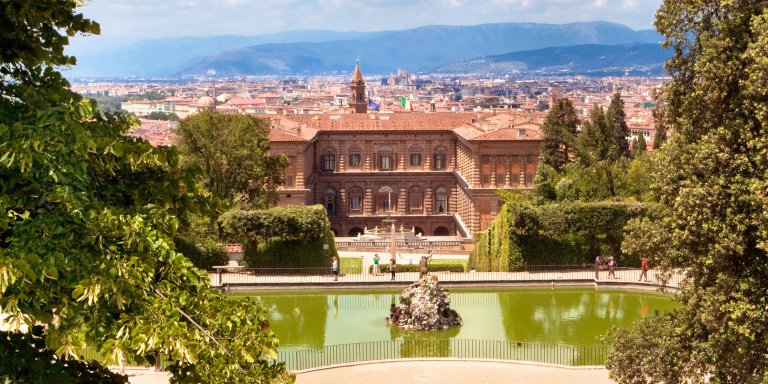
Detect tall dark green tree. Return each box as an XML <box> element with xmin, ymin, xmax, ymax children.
<box><xmin>0</xmin><ymin>2</ymin><xmax>290</xmax><ymax>383</ymax></box>
<box><xmin>540</xmin><ymin>97</ymin><xmax>579</xmax><ymax>172</ymax></box>
<box><xmin>606</xmin><ymin>93</ymin><xmax>631</xmax><ymax>159</ymax></box>
<box><xmin>177</xmin><ymin>111</ymin><xmax>288</xmax><ymax>209</ymax></box>
<box><xmin>606</xmin><ymin>1</ymin><xmax>768</xmax><ymax>383</ymax></box>
<box><xmin>577</xmin><ymin>104</ymin><xmax>622</xmax><ymax>196</ymax></box>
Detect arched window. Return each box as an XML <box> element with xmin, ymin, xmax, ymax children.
<box><xmin>348</xmin><ymin>145</ymin><xmax>362</xmax><ymax>168</ymax></box>
<box><xmin>324</xmin><ymin>188</ymin><xmax>336</xmax><ymax>216</ymax></box>
<box><xmin>409</xmin><ymin>145</ymin><xmax>423</xmax><ymax>168</ymax></box>
<box><xmin>435</xmin><ymin>187</ymin><xmax>448</xmax><ymax>214</ymax></box>
<box><xmin>433</xmin><ymin>146</ymin><xmax>446</xmax><ymax>170</ymax></box>
<box><xmin>434</xmin><ymin>226</ymin><xmax>450</xmax><ymax>236</ymax></box>
<box><xmin>408</xmin><ymin>186</ymin><xmax>423</xmax><ymax>214</ymax></box>
<box><xmin>413</xmin><ymin>226</ymin><xmax>425</xmax><ymax>237</ymax></box>
<box><xmin>348</xmin><ymin>187</ymin><xmax>363</xmax><ymax>213</ymax></box>
<box><xmin>378</xmin><ymin>145</ymin><xmax>393</xmax><ymax>171</ymax></box>
<box><xmin>377</xmin><ymin>186</ymin><xmax>394</xmax><ymax>214</ymax></box>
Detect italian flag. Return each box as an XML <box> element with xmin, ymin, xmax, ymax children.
<box><xmin>401</xmin><ymin>96</ymin><xmax>412</xmax><ymax>111</ymax></box>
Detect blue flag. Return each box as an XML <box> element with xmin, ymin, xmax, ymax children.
<box><xmin>368</xmin><ymin>98</ymin><xmax>380</xmax><ymax>111</ymax></box>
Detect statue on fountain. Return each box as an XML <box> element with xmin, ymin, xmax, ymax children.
<box><xmin>387</xmin><ymin>275</ymin><xmax>462</xmax><ymax>331</ymax></box>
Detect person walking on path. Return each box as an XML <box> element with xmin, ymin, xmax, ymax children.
<box><xmin>607</xmin><ymin>257</ymin><xmax>616</xmax><ymax>279</ymax></box>
<box><xmin>389</xmin><ymin>257</ymin><xmax>396</xmax><ymax>280</ymax></box>
<box><xmin>331</xmin><ymin>256</ymin><xmax>339</xmax><ymax>281</ymax></box>
<box><xmin>419</xmin><ymin>250</ymin><xmax>433</xmax><ymax>278</ymax></box>
<box><xmin>639</xmin><ymin>257</ymin><xmax>650</xmax><ymax>282</ymax></box>
<box><xmin>373</xmin><ymin>253</ymin><xmax>381</xmax><ymax>276</ymax></box>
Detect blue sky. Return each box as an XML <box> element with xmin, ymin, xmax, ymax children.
<box><xmin>76</xmin><ymin>0</ymin><xmax>663</xmax><ymax>41</ymax></box>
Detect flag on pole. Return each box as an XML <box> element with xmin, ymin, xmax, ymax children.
<box><xmin>400</xmin><ymin>96</ymin><xmax>412</xmax><ymax>111</ymax></box>
<box><xmin>368</xmin><ymin>98</ymin><xmax>380</xmax><ymax>111</ymax></box>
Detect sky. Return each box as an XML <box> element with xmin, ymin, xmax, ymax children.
<box><xmin>75</xmin><ymin>0</ymin><xmax>663</xmax><ymax>42</ymax></box>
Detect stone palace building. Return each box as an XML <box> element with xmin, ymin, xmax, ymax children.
<box><xmin>267</xmin><ymin>62</ymin><xmax>543</xmax><ymax>240</ymax></box>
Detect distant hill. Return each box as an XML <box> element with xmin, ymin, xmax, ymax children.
<box><xmin>64</xmin><ymin>22</ymin><xmax>664</xmax><ymax>78</ymax></box>
<box><xmin>435</xmin><ymin>43</ymin><xmax>671</xmax><ymax>75</ymax></box>
<box><xmin>66</xmin><ymin>30</ymin><xmax>381</xmax><ymax>78</ymax></box>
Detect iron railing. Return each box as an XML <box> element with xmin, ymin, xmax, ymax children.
<box><xmin>211</xmin><ymin>265</ymin><xmax>687</xmax><ymax>289</ymax></box>
<box><xmin>278</xmin><ymin>339</ymin><xmax>607</xmax><ymax>371</ymax></box>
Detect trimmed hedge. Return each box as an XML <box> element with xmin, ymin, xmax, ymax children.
<box><xmin>220</xmin><ymin>205</ymin><xmax>337</xmax><ymax>268</ymax></box>
<box><xmin>470</xmin><ymin>201</ymin><xmax>655</xmax><ymax>271</ymax></box>
<box><xmin>368</xmin><ymin>263</ymin><xmax>466</xmax><ymax>273</ymax></box>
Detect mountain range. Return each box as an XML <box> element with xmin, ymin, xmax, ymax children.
<box><xmin>64</xmin><ymin>21</ymin><xmax>666</xmax><ymax>78</ymax></box>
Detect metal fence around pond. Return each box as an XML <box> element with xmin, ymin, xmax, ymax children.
<box><xmin>278</xmin><ymin>339</ymin><xmax>607</xmax><ymax>371</ymax></box>
<box><xmin>211</xmin><ymin>265</ymin><xmax>687</xmax><ymax>289</ymax></box>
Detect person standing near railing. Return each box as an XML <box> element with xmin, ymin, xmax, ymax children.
<box><xmin>373</xmin><ymin>253</ymin><xmax>381</xmax><ymax>276</ymax></box>
<box><xmin>332</xmin><ymin>256</ymin><xmax>339</xmax><ymax>281</ymax></box>
<box><xmin>639</xmin><ymin>257</ymin><xmax>650</xmax><ymax>282</ymax></box>
<box><xmin>607</xmin><ymin>257</ymin><xmax>616</xmax><ymax>279</ymax></box>
<box><xmin>389</xmin><ymin>257</ymin><xmax>396</xmax><ymax>280</ymax></box>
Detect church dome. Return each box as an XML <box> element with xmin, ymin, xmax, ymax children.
<box><xmin>197</xmin><ymin>95</ymin><xmax>215</xmax><ymax>108</ymax></box>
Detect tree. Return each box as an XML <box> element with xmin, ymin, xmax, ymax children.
<box><xmin>0</xmin><ymin>2</ymin><xmax>291</xmax><ymax>382</ymax></box>
<box><xmin>653</xmin><ymin>124</ymin><xmax>667</xmax><ymax>150</ymax></box>
<box><xmin>177</xmin><ymin>111</ymin><xmax>288</xmax><ymax>209</ymax></box>
<box><xmin>540</xmin><ymin>97</ymin><xmax>579</xmax><ymax>172</ymax></box>
<box><xmin>577</xmin><ymin>104</ymin><xmax>622</xmax><ymax>196</ymax></box>
<box><xmin>606</xmin><ymin>1</ymin><xmax>768</xmax><ymax>383</ymax></box>
<box><xmin>606</xmin><ymin>93</ymin><xmax>631</xmax><ymax>159</ymax></box>
<box><xmin>631</xmin><ymin>134</ymin><xmax>647</xmax><ymax>157</ymax></box>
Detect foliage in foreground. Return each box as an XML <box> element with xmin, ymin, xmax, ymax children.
<box><xmin>605</xmin><ymin>1</ymin><xmax>768</xmax><ymax>383</ymax></box>
<box><xmin>0</xmin><ymin>1</ymin><xmax>291</xmax><ymax>382</ymax></box>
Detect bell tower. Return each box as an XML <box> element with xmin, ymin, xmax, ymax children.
<box><xmin>349</xmin><ymin>60</ymin><xmax>367</xmax><ymax>114</ymax></box>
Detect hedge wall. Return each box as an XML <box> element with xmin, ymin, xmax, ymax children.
<box><xmin>470</xmin><ymin>201</ymin><xmax>654</xmax><ymax>271</ymax></box>
<box><xmin>218</xmin><ymin>205</ymin><xmax>337</xmax><ymax>268</ymax></box>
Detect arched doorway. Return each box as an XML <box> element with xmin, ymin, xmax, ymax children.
<box><xmin>413</xmin><ymin>226</ymin><xmax>425</xmax><ymax>236</ymax></box>
<box><xmin>348</xmin><ymin>227</ymin><xmax>364</xmax><ymax>237</ymax></box>
<box><xmin>324</xmin><ymin>188</ymin><xmax>336</xmax><ymax>216</ymax></box>
<box><xmin>434</xmin><ymin>226</ymin><xmax>450</xmax><ymax>236</ymax></box>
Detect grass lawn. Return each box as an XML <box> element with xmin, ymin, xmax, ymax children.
<box><xmin>340</xmin><ymin>257</ymin><xmax>363</xmax><ymax>274</ymax></box>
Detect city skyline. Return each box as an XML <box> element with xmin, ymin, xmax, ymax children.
<box><xmin>75</xmin><ymin>0</ymin><xmax>662</xmax><ymax>42</ymax></box>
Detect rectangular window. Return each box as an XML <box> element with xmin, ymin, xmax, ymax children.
<box><xmin>322</xmin><ymin>154</ymin><xmax>335</xmax><ymax>171</ymax></box>
<box><xmin>285</xmin><ymin>175</ymin><xmax>295</xmax><ymax>187</ymax></box>
<box><xmin>525</xmin><ymin>173</ymin><xmax>534</xmax><ymax>185</ymax></box>
<box><xmin>433</xmin><ymin>154</ymin><xmax>445</xmax><ymax>170</ymax></box>
<box><xmin>350</xmin><ymin>196</ymin><xmax>362</xmax><ymax>211</ymax></box>
<box><xmin>380</xmin><ymin>156</ymin><xmax>391</xmax><ymax>171</ymax></box>
<box><xmin>349</xmin><ymin>154</ymin><xmax>361</xmax><ymax>167</ymax></box>
<box><xmin>526</xmin><ymin>155</ymin><xmax>537</xmax><ymax>164</ymax></box>
<box><xmin>496</xmin><ymin>174</ymin><xmax>505</xmax><ymax>186</ymax></box>
<box><xmin>481</xmin><ymin>155</ymin><xmax>491</xmax><ymax>164</ymax></box>
<box><xmin>510</xmin><ymin>155</ymin><xmax>520</xmax><ymax>164</ymax></box>
<box><xmin>481</xmin><ymin>175</ymin><xmax>490</xmax><ymax>185</ymax></box>
<box><xmin>410</xmin><ymin>153</ymin><xmax>421</xmax><ymax>166</ymax></box>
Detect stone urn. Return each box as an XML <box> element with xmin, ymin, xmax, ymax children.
<box><xmin>391</xmin><ymin>275</ymin><xmax>463</xmax><ymax>331</ymax></box>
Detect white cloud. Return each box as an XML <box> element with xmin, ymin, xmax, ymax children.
<box><xmin>594</xmin><ymin>0</ymin><xmax>607</xmax><ymax>8</ymax></box>
<box><xmin>623</xmin><ymin>0</ymin><xmax>637</xmax><ymax>8</ymax></box>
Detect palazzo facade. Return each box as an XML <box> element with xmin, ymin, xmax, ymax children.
<box><xmin>266</xmin><ymin>64</ymin><xmax>543</xmax><ymax>239</ymax></box>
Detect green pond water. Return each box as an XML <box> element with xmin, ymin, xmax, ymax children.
<box><xmin>248</xmin><ymin>287</ymin><xmax>677</xmax><ymax>351</ymax></box>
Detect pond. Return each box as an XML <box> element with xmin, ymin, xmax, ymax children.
<box><xmin>247</xmin><ymin>287</ymin><xmax>677</xmax><ymax>351</ymax></box>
